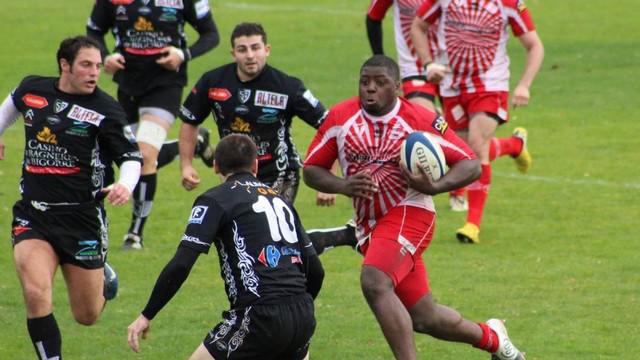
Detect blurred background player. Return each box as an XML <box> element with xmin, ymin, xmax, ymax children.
<box><xmin>87</xmin><ymin>0</ymin><xmax>220</xmax><ymax>249</ymax></box>
<box><xmin>178</xmin><ymin>22</ymin><xmax>356</xmax><ymax>254</ymax></box>
<box><xmin>0</xmin><ymin>36</ymin><xmax>142</xmax><ymax>360</ymax></box>
<box><xmin>303</xmin><ymin>54</ymin><xmax>526</xmax><ymax>360</ymax></box>
<box><xmin>127</xmin><ymin>134</ymin><xmax>323</xmax><ymax>359</ymax></box>
<box><xmin>411</xmin><ymin>0</ymin><xmax>544</xmax><ymax>242</ymax></box>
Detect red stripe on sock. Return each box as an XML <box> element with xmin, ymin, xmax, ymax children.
<box><xmin>474</xmin><ymin>322</ymin><xmax>499</xmax><ymax>353</ymax></box>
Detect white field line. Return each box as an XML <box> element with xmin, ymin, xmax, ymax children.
<box><xmin>493</xmin><ymin>171</ymin><xmax>640</xmax><ymax>190</ymax></box>
<box><xmin>218</xmin><ymin>2</ymin><xmax>361</xmax><ymax>16</ymax></box>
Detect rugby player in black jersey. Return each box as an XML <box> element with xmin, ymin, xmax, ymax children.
<box><xmin>127</xmin><ymin>134</ymin><xmax>323</xmax><ymax>359</ymax></box>
<box><xmin>87</xmin><ymin>0</ymin><xmax>220</xmax><ymax>249</ymax></box>
<box><xmin>0</xmin><ymin>36</ymin><xmax>142</xmax><ymax>360</ymax></box>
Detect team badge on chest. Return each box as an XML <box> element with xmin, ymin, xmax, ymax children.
<box><xmin>238</xmin><ymin>89</ymin><xmax>251</xmax><ymax>104</ymax></box>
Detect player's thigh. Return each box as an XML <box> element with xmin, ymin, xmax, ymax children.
<box><xmin>61</xmin><ymin>263</ymin><xmax>104</xmax><ymax>322</ymax></box>
<box><xmin>189</xmin><ymin>344</ymin><xmax>216</xmax><ymax>360</ymax></box>
<box><xmin>467</xmin><ymin>113</ymin><xmax>498</xmax><ymax>159</ymax></box>
<box><xmin>13</xmin><ymin>239</ymin><xmax>59</xmax><ymax>316</ymax></box>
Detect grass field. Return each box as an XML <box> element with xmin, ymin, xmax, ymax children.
<box><xmin>1</xmin><ymin>0</ymin><xmax>639</xmax><ymax>359</ymax></box>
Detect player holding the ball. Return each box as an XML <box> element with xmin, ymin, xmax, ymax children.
<box><xmin>303</xmin><ymin>55</ymin><xmax>527</xmax><ymax>360</ymax></box>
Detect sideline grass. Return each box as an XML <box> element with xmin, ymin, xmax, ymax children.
<box><xmin>1</xmin><ymin>1</ymin><xmax>639</xmax><ymax>358</ymax></box>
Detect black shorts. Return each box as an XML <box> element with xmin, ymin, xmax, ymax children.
<box><xmin>203</xmin><ymin>294</ymin><xmax>315</xmax><ymax>360</ymax></box>
<box><xmin>117</xmin><ymin>86</ymin><xmax>183</xmax><ymax>124</ymax></box>
<box><xmin>11</xmin><ymin>200</ymin><xmax>108</xmax><ymax>269</ymax></box>
<box><xmin>262</xmin><ymin>169</ymin><xmax>300</xmax><ymax>204</ymax></box>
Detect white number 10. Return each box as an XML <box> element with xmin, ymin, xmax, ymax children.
<box><xmin>252</xmin><ymin>195</ymin><xmax>298</xmax><ymax>244</ymax></box>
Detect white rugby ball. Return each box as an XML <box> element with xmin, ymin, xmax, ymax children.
<box><xmin>400</xmin><ymin>132</ymin><xmax>447</xmax><ymax>180</ymax></box>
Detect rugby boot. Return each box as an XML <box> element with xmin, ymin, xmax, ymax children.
<box><xmin>103</xmin><ymin>262</ymin><xmax>119</xmax><ymax>300</ymax></box>
<box><xmin>196</xmin><ymin>127</ymin><xmax>215</xmax><ymax>168</ymax></box>
<box><xmin>456</xmin><ymin>222</ymin><xmax>480</xmax><ymax>244</ymax></box>
<box><xmin>449</xmin><ymin>193</ymin><xmax>468</xmax><ymax>212</ymax></box>
<box><xmin>487</xmin><ymin>319</ymin><xmax>526</xmax><ymax>360</ymax></box>
<box><xmin>512</xmin><ymin>127</ymin><xmax>531</xmax><ymax>173</ymax></box>
<box><xmin>122</xmin><ymin>233</ymin><xmax>143</xmax><ymax>250</ymax></box>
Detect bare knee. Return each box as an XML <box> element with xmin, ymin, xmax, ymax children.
<box><xmin>72</xmin><ymin>307</ymin><xmax>102</xmax><ymax>326</ymax></box>
<box><xmin>360</xmin><ymin>266</ymin><xmax>393</xmax><ymax>301</ymax></box>
<box><xmin>22</xmin><ymin>283</ymin><xmax>53</xmax><ymax>315</ymax></box>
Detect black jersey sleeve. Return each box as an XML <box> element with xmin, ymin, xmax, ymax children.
<box><xmin>86</xmin><ymin>0</ymin><xmax>115</xmax><ymax>57</ymax></box>
<box><xmin>179</xmin><ymin>74</ymin><xmax>213</xmax><ymax>125</ymax></box>
<box><xmin>366</xmin><ymin>16</ymin><xmax>385</xmax><ymax>55</ymax></box>
<box><xmin>293</xmin><ymin>209</ymin><xmax>324</xmax><ymax>299</ymax></box>
<box><xmin>98</xmin><ymin>100</ymin><xmax>142</xmax><ymax>166</ymax></box>
<box><xmin>289</xmin><ymin>78</ymin><xmax>327</xmax><ymax>129</ymax></box>
<box><xmin>183</xmin><ymin>0</ymin><xmax>220</xmax><ymax>61</ymax></box>
<box><xmin>179</xmin><ymin>193</ymin><xmax>225</xmax><ymax>254</ymax></box>
<box><xmin>141</xmin><ymin>245</ymin><xmax>200</xmax><ymax>320</ymax></box>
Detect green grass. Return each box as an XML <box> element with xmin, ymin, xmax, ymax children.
<box><xmin>1</xmin><ymin>0</ymin><xmax>639</xmax><ymax>358</ymax></box>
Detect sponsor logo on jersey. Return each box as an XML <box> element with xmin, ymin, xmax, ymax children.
<box><xmin>22</xmin><ymin>94</ymin><xmax>48</xmax><ymax>109</ymax></box>
<box><xmin>36</xmin><ymin>127</ymin><xmax>57</xmax><ymax>144</ymax></box>
<box><xmin>254</xmin><ymin>90</ymin><xmax>288</xmax><ymax>110</ymax></box>
<box><xmin>66</xmin><ymin>121</ymin><xmax>91</xmax><ymax>137</ymax></box>
<box><xmin>24</xmin><ymin>109</ymin><xmax>35</xmax><ymax>125</ymax></box>
<box><xmin>116</xmin><ymin>5</ymin><xmax>128</xmax><ymax>20</ymax></box>
<box><xmin>194</xmin><ymin>0</ymin><xmax>210</xmax><ymax>19</ymax></box>
<box><xmin>66</xmin><ymin>105</ymin><xmax>105</xmax><ymax>125</ymax></box>
<box><xmin>110</xmin><ymin>0</ymin><xmax>134</xmax><ymax>4</ymax></box>
<box><xmin>431</xmin><ymin>116</ymin><xmax>449</xmax><ymax>135</ymax></box>
<box><xmin>238</xmin><ymin>89</ymin><xmax>251</xmax><ymax>104</ymax></box>
<box><xmin>235</xmin><ymin>105</ymin><xmax>250</xmax><ymax>115</ymax></box>
<box><xmin>134</xmin><ymin>16</ymin><xmax>154</xmax><ymax>31</ymax></box>
<box><xmin>208</xmin><ymin>87</ymin><xmax>231</xmax><ymax>101</ymax></box>
<box><xmin>54</xmin><ymin>99</ymin><xmax>69</xmax><ymax>113</ymax></box>
<box><xmin>302</xmin><ymin>89</ymin><xmax>320</xmax><ymax>107</ymax></box>
<box><xmin>188</xmin><ymin>205</ymin><xmax>208</xmax><ymax>224</ymax></box>
<box><xmin>155</xmin><ymin>0</ymin><xmax>183</xmax><ymax>9</ymax></box>
<box><xmin>257</xmin><ymin>113</ymin><xmax>278</xmax><ymax>124</ymax></box>
<box><xmin>180</xmin><ymin>105</ymin><xmax>197</xmax><ymax>121</ymax></box>
<box><xmin>159</xmin><ymin>7</ymin><xmax>177</xmax><ymax>21</ymax></box>
<box><xmin>46</xmin><ymin>115</ymin><xmax>61</xmax><ymax>126</ymax></box>
<box><xmin>230</xmin><ymin>117</ymin><xmax>251</xmax><ymax>132</ymax></box>
<box><xmin>258</xmin><ymin>245</ymin><xmax>281</xmax><ymax>268</ymax></box>
<box><xmin>181</xmin><ymin>234</ymin><xmax>210</xmax><ymax>247</ymax></box>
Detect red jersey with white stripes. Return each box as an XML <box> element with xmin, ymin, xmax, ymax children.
<box><xmin>304</xmin><ymin>97</ymin><xmax>475</xmax><ymax>239</ymax></box>
<box><xmin>367</xmin><ymin>0</ymin><xmax>439</xmax><ymax>80</ymax></box>
<box><xmin>416</xmin><ymin>0</ymin><xmax>536</xmax><ymax>96</ymax></box>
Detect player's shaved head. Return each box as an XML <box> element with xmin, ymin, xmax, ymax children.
<box><xmin>215</xmin><ymin>134</ymin><xmax>257</xmax><ymax>176</ymax></box>
<box><xmin>57</xmin><ymin>36</ymin><xmax>102</xmax><ymax>74</ymax></box>
<box><xmin>360</xmin><ymin>55</ymin><xmax>400</xmax><ymax>83</ymax></box>
<box><xmin>231</xmin><ymin>22</ymin><xmax>267</xmax><ymax>47</ymax></box>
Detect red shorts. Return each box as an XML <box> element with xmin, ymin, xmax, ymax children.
<box><xmin>402</xmin><ymin>77</ymin><xmax>439</xmax><ymax>101</ymax></box>
<box><xmin>442</xmin><ymin>91</ymin><xmax>509</xmax><ymax>130</ymax></box>
<box><xmin>361</xmin><ymin>205</ymin><xmax>435</xmax><ymax>308</ymax></box>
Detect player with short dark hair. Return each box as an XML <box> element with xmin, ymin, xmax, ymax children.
<box><xmin>178</xmin><ymin>22</ymin><xmax>356</xmax><ymax>254</ymax></box>
<box><xmin>87</xmin><ymin>0</ymin><xmax>220</xmax><ymax>249</ymax></box>
<box><xmin>303</xmin><ymin>54</ymin><xmax>526</xmax><ymax>360</ymax></box>
<box><xmin>127</xmin><ymin>134</ymin><xmax>324</xmax><ymax>360</ymax></box>
<box><xmin>0</xmin><ymin>35</ymin><xmax>142</xmax><ymax>360</ymax></box>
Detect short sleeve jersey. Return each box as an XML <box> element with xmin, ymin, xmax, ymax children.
<box><xmin>179</xmin><ymin>172</ymin><xmax>315</xmax><ymax>308</ymax></box>
<box><xmin>368</xmin><ymin>0</ymin><xmax>440</xmax><ymax>80</ymax></box>
<box><xmin>416</xmin><ymin>0</ymin><xmax>536</xmax><ymax>95</ymax></box>
<box><xmin>87</xmin><ymin>0</ymin><xmax>214</xmax><ymax>95</ymax></box>
<box><xmin>179</xmin><ymin>63</ymin><xmax>326</xmax><ymax>180</ymax></box>
<box><xmin>304</xmin><ymin>97</ymin><xmax>475</xmax><ymax>239</ymax></box>
<box><xmin>10</xmin><ymin>76</ymin><xmax>142</xmax><ymax>203</ymax></box>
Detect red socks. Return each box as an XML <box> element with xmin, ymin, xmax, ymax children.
<box><xmin>466</xmin><ymin>164</ymin><xmax>491</xmax><ymax>227</ymax></box>
<box><xmin>489</xmin><ymin>136</ymin><xmax>524</xmax><ymax>161</ymax></box>
<box><xmin>474</xmin><ymin>322</ymin><xmax>499</xmax><ymax>353</ymax></box>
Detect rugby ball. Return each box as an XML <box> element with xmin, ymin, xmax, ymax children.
<box><xmin>400</xmin><ymin>132</ymin><xmax>447</xmax><ymax>180</ymax></box>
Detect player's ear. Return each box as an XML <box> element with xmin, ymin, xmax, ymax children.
<box><xmin>60</xmin><ymin>58</ymin><xmax>71</xmax><ymax>73</ymax></box>
<box><xmin>264</xmin><ymin>44</ymin><xmax>271</xmax><ymax>57</ymax></box>
<box><xmin>251</xmin><ymin>159</ymin><xmax>258</xmax><ymax>176</ymax></box>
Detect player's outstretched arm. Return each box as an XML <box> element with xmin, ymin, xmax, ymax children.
<box><xmin>304</xmin><ymin>165</ymin><xmax>378</xmax><ymax>200</ymax></box>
